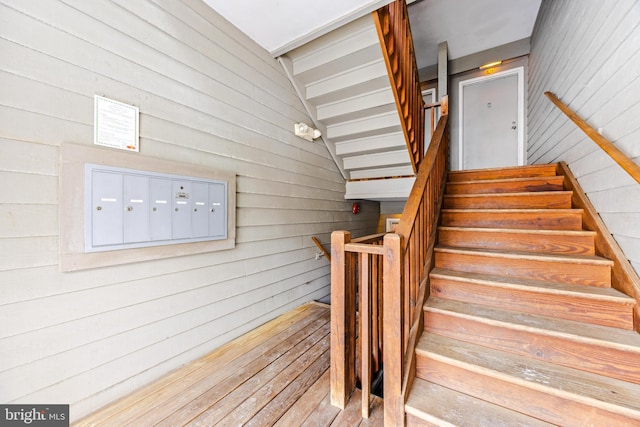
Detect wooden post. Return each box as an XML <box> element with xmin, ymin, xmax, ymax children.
<box><xmin>330</xmin><ymin>231</ymin><xmax>356</xmax><ymax>409</ymax></box>
<box><xmin>383</xmin><ymin>233</ymin><xmax>404</xmax><ymax>426</ymax></box>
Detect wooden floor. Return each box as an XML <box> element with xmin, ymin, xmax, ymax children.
<box><xmin>74</xmin><ymin>302</ymin><xmax>383</xmax><ymax>426</ymax></box>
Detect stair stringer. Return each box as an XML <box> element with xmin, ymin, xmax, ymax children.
<box><xmin>558</xmin><ymin>162</ymin><xmax>640</xmax><ymax>332</ymax></box>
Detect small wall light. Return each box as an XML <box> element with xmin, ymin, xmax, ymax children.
<box><xmin>295</xmin><ymin>122</ymin><xmax>321</xmax><ymax>141</ymax></box>
<box><xmin>479</xmin><ymin>60</ymin><xmax>502</xmax><ymax>70</ymax></box>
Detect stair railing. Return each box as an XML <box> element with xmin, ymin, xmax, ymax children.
<box><xmin>545</xmin><ymin>92</ymin><xmax>640</xmax><ymax>184</ymax></box>
<box><xmin>374</xmin><ymin>0</ymin><xmax>425</xmax><ymax>174</ymax></box>
<box><xmin>330</xmin><ymin>104</ymin><xmax>449</xmax><ymax>424</ymax></box>
<box><xmin>546</xmin><ymin>91</ymin><xmax>640</xmax><ymax>330</ymax></box>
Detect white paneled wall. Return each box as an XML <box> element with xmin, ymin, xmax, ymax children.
<box><xmin>528</xmin><ymin>0</ymin><xmax>640</xmax><ymax>274</ymax></box>
<box><xmin>0</xmin><ymin>0</ymin><xmax>379</xmax><ymax>420</ymax></box>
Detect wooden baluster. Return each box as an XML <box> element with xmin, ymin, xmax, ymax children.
<box><xmin>371</xmin><ymin>250</ymin><xmax>380</xmax><ymax>372</ymax></box>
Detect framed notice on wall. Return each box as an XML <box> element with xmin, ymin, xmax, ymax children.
<box><xmin>94</xmin><ymin>95</ymin><xmax>139</xmax><ymax>152</ymax></box>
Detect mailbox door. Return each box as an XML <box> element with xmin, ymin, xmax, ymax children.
<box><xmin>191</xmin><ymin>182</ymin><xmax>209</xmax><ymax>238</ymax></box>
<box><xmin>149</xmin><ymin>177</ymin><xmax>172</xmax><ymax>241</ymax></box>
<box><xmin>171</xmin><ymin>180</ymin><xmax>192</xmax><ymax>239</ymax></box>
<box><xmin>91</xmin><ymin>170</ymin><xmax>123</xmax><ymax>246</ymax></box>
<box><xmin>208</xmin><ymin>183</ymin><xmax>226</xmax><ymax>238</ymax></box>
<box><xmin>123</xmin><ymin>174</ymin><xmax>150</xmax><ymax>243</ymax></box>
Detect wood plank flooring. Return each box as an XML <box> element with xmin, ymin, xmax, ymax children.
<box><xmin>73</xmin><ymin>302</ymin><xmax>382</xmax><ymax>426</ymax></box>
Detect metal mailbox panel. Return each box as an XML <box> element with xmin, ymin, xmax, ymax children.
<box><xmin>91</xmin><ymin>170</ymin><xmax>123</xmax><ymax>246</ymax></box>
<box><xmin>85</xmin><ymin>163</ymin><xmax>231</xmax><ymax>253</ymax></box>
<box><xmin>191</xmin><ymin>182</ymin><xmax>209</xmax><ymax>238</ymax></box>
<box><xmin>149</xmin><ymin>177</ymin><xmax>172</xmax><ymax>241</ymax></box>
<box><xmin>171</xmin><ymin>179</ymin><xmax>192</xmax><ymax>239</ymax></box>
<box><xmin>208</xmin><ymin>183</ymin><xmax>226</xmax><ymax>238</ymax></box>
<box><xmin>123</xmin><ymin>174</ymin><xmax>150</xmax><ymax>243</ymax></box>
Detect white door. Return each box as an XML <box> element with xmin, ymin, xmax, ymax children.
<box><xmin>459</xmin><ymin>68</ymin><xmax>524</xmax><ymax>170</ymax></box>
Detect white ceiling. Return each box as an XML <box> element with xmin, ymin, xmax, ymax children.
<box><xmin>204</xmin><ymin>0</ymin><xmax>394</xmax><ymax>57</ymax></box>
<box><xmin>205</xmin><ymin>0</ymin><xmax>542</xmax><ymax>70</ymax></box>
<box><xmin>409</xmin><ymin>0</ymin><xmax>542</xmax><ymax>70</ymax></box>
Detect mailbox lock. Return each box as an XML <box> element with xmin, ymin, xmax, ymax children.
<box><xmin>127</xmin><ymin>206</ymin><xmax>133</xmax><ymax>211</ymax></box>
<box><xmin>175</xmin><ymin>208</ymin><xmax>179</xmax><ymax>212</ymax></box>
<box><xmin>211</xmin><ymin>208</ymin><xmax>216</xmax><ymax>213</ymax></box>
<box><xmin>96</xmin><ymin>206</ymin><xmax>102</xmax><ymax>211</ymax></box>
<box><xmin>194</xmin><ymin>208</ymin><xmax>198</xmax><ymax>212</ymax></box>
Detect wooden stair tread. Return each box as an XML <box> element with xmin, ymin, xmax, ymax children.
<box><xmin>445</xmin><ymin>190</ymin><xmax>573</xmax><ymax>198</ymax></box>
<box><xmin>447</xmin><ymin>175</ymin><xmax>565</xmax><ymax>186</ymax></box>
<box><xmin>405</xmin><ymin>378</ymin><xmax>553</xmax><ymax>427</ymax></box>
<box><xmin>448</xmin><ymin>164</ymin><xmax>559</xmax><ymax>181</ymax></box>
<box><xmin>424</xmin><ymin>298</ymin><xmax>640</xmax><ymax>351</ymax></box>
<box><xmin>435</xmin><ymin>246</ymin><xmax>613</xmax><ymax>266</ymax></box>
<box><xmin>437</xmin><ymin>226</ymin><xmax>597</xmax><ymax>255</ymax></box>
<box><xmin>442</xmin><ymin>208</ymin><xmax>583</xmax><ymax>214</ymax></box>
<box><xmin>441</xmin><ymin>208</ymin><xmax>584</xmax><ymax>231</ymax></box>
<box><xmin>446</xmin><ymin>176</ymin><xmax>566</xmax><ymax>195</ymax></box>
<box><xmin>430</xmin><ymin>268</ymin><xmax>634</xmax><ymax>303</ymax></box>
<box><xmin>416</xmin><ymin>333</ymin><xmax>640</xmax><ymax>416</ymax></box>
<box><xmin>438</xmin><ymin>226</ymin><xmax>596</xmax><ymax>238</ymax></box>
<box><xmin>443</xmin><ymin>191</ymin><xmax>573</xmax><ymax>209</ymax></box>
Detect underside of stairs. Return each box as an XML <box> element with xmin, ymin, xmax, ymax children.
<box><xmin>406</xmin><ymin>163</ymin><xmax>640</xmax><ymax>426</ymax></box>
<box><xmin>279</xmin><ymin>14</ymin><xmax>416</xmax><ymax>201</ymax></box>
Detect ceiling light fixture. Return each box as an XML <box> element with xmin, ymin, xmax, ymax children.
<box><xmin>479</xmin><ymin>60</ymin><xmax>503</xmax><ymax>70</ymax></box>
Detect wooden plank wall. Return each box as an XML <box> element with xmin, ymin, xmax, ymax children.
<box><xmin>0</xmin><ymin>0</ymin><xmax>379</xmax><ymax>421</ymax></box>
<box><xmin>527</xmin><ymin>0</ymin><xmax>640</xmax><ymax>274</ymax></box>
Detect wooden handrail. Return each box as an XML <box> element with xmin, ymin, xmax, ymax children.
<box><xmin>545</xmin><ymin>92</ymin><xmax>640</xmax><ymax>185</ymax></box>
<box><xmin>329</xmin><ymin>106</ymin><xmax>449</xmax><ymax>425</ymax></box>
<box><xmin>374</xmin><ymin>0</ymin><xmax>425</xmax><ymax>173</ymax></box>
<box><xmin>311</xmin><ymin>236</ymin><xmax>331</xmax><ymax>261</ymax></box>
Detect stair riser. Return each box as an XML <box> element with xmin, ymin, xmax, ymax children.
<box><xmin>438</xmin><ymin>228</ymin><xmax>595</xmax><ymax>255</ymax></box>
<box><xmin>448</xmin><ymin>165</ymin><xmax>558</xmax><ymax>182</ymax></box>
<box><xmin>423</xmin><ymin>310</ymin><xmax>640</xmax><ymax>384</ymax></box>
<box><xmin>446</xmin><ymin>177</ymin><xmax>565</xmax><ymax>194</ymax></box>
<box><xmin>441</xmin><ymin>210</ymin><xmax>583</xmax><ymax>230</ymax></box>
<box><xmin>434</xmin><ymin>251</ymin><xmax>612</xmax><ymax>287</ymax></box>
<box><xmin>430</xmin><ymin>276</ymin><xmax>634</xmax><ymax>329</ymax></box>
<box><xmin>415</xmin><ymin>354</ymin><xmax>640</xmax><ymax>426</ymax></box>
<box><xmin>443</xmin><ymin>193</ymin><xmax>572</xmax><ymax>210</ymax></box>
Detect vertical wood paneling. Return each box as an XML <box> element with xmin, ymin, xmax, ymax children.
<box><xmin>0</xmin><ymin>0</ymin><xmax>379</xmax><ymax>420</ymax></box>
<box><xmin>528</xmin><ymin>0</ymin><xmax>640</xmax><ymax>276</ymax></box>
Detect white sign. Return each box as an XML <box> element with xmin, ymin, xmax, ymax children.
<box><xmin>94</xmin><ymin>95</ymin><xmax>139</xmax><ymax>152</ymax></box>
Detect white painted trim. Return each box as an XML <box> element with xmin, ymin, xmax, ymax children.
<box><xmin>458</xmin><ymin>66</ymin><xmax>525</xmax><ymax>170</ymax></box>
<box><xmin>421</xmin><ymin>88</ymin><xmax>436</xmax><ymax>104</ymax></box>
<box><xmin>386</xmin><ymin>217</ymin><xmax>400</xmax><ymax>232</ymax></box>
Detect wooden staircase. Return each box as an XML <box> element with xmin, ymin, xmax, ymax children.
<box><xmin>279</xmin><ymin>9</ymin><xmax>424</xmax><ymax>202</ymax></box>
<box><xmin>405</xmin><ymin>164</ymin><xmax>640</xmax><ymax>426</ymax></box>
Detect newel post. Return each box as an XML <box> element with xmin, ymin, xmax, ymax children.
<box><xmin>383</xmin><ymin>232</ymin><xmax>405</xmax><ymax>426</ymax></box>
<box><xmin>330</xmin><ymin>231</ymin><xmax>356</xmax><ymax>409</ymax></box>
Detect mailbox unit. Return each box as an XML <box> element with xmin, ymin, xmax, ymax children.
<box><xmin>85</xmin><ymin>164</ymin><xmax>228</xmax><ymax>252</ymax></box>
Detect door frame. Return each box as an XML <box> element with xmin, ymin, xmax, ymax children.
<box><xmin>457</xmin><ymin>66</ymin><xmax>525</xmax><ymax>169</ymax></box>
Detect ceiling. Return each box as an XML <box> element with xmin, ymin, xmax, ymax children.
<box><xmin>205</xmin><ymin>0</ymin><xmax>542</xmax><ymax>70</ymax></box>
